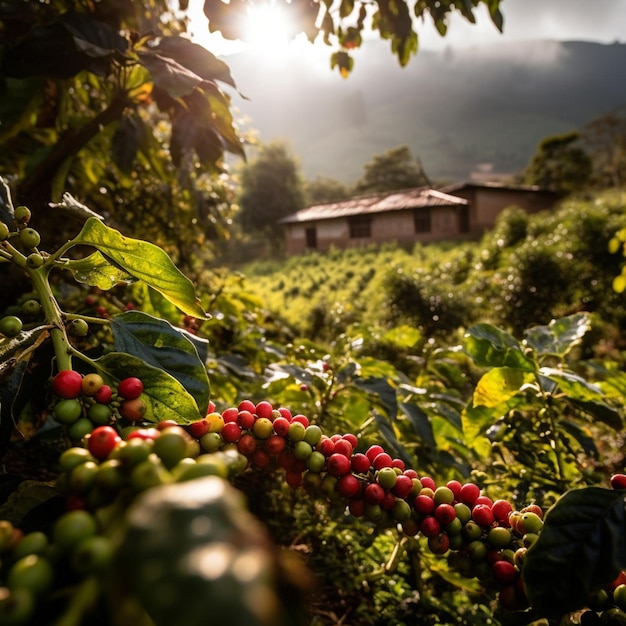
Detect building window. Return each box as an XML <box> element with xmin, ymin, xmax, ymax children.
<box><xmin>414</xmin><ymin>208</ymin><xmax>432</xmax><ymax>233</ymax></box>
<box><xmin>305</xmin><ymin>227</ymin><xmax>317</xmax><ymax>249</ymax></box>
<box><xmin>349</xmin><ymin>215</ymin><xmax>371</xmax><ymax>238</ymax></box>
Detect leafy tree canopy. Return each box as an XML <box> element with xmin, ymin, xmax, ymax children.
<box><xmin>305</xmin><ymin>176</ymin><xmax>351</xmax><ymax>205</ymax></box>
<box><xmin>237</xmin><ymin>142</ymin><xmax>306</xmax><ymax>246</ymax></box>
<box><xmin>523</xmin><ymin>131</ymin><xmax>593</xmax><ymax>194</ymax></box>
<box><xmin>354</xmin><ymin>145</ymin><xmax>432</xmax><ymax>194</ymax></box>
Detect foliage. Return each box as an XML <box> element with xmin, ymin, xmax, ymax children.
<box><xmin>237</xmin><ymin>142</ymin><xmax>307</xmax><ymax>248</ymax></box>
<box><xmin>354</xmin><ymin>145</ymin><xmax>432</xmax><ymax>194</ymax></box>
<box><xmin>522</xmin><ymin>131</ymin><xmax>593</xmax><ymax>193</ymax></box>
<box><xmin>202</xmin><ymin>0</ymin><xmax>504</xmax><ymax>76</ymax></box>
<box><xmin>305</xmin><ymin>176</ymin><xmax>351</xmax><ymax>205</ymax></box>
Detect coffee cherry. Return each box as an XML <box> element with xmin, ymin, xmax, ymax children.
<box><xmin>119</xmin><ymin>398</ymin><xmax>147</xmax><ymax>422</ymax></box>
<box><xmin>68</xmin><ymin>318</ymin><xmax>89</xmax><ymax>337</ymax></box>
<box><xmin>52</xmin><ymin>370</ymin><xmax>83</xmax><ymax>399</ymax></box>
<box><xmin>68</xmin><ymin>417</ymin><xmax>95</xmax><ymax>441</ymax></box>
<box><xmin>117</xmin><ymin>377</ymin><xmax>144</xmax><ymax>400</ymax></box>
<box><xmin>610</xmin><ymin>474</ymin><xmax>626</xmax><ymax>490</ymax></box>
<box><xmin>93</xmin><ymin>384</ymin><xmax>113</xmax><ymax>404</ymax></box>
<box><xmin>25</xmin><ymin>253</ymin><xmax>44</xmax><ymax>269</ymax></box>
<box><xmin>54</xmin><ymin>398</ymin><xmax>83</xmax><ymax>424</ymax></box>
<box><xmin>0</xmin><ymin>315</ymin><xmax>23</xmax><ymax>338</ymax></box>
<box><xmin>53</xmin><ymin>510</ymin><xmax>97</xmax><ymax>552</ymax></box>
<box><xmin>87</xmin><ymin>426</ymin><xmax>121</xmax><ymax>460</ymax></box>
<box><xmin>0</xmin><ymin>221</ymin><xmax>9</xmax><ymax>241</ymax></box>
<box><xmin>153</xmin><ymin>427</ymin><xmax>190</xmax><ymax>469</ymax></box>
<box><xmin>81</xmin><ymin>373</ymin><xmax>104</xmax><ymax>396</ymax></box>
<box><xmin>18</xmin><ymin>228</ymin><xmax>40</xmax><ymax>249</ymax></box>
<box><xmin>88</xmin><ymin>403</ymin><xmax>113</xmax><ymax>425</ymax></box>
<box><xmin>7</xmin><ymin>555</ymin><xmax>53</xmax><ymax>596</ymax></box>
<box><xmin>14</xmin><ymin>206</ymin><xmax>31</xmax><ymax>225</ymax></box>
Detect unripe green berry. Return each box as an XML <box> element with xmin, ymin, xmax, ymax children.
<box><xmin>20</xmin><ymin>299</ymin><xmax>41</xmax><ymax>317</ymax></box>
<box><xmin>14</xmin><ymin>206</ymin><xmax>31</xmax><ymax>225</ymax></box>
<box><xmin>0</xmin><ymin>221</ymin><xmax>9</xmax><ymax>241</ymax></box>
<box><xmin>19</xmin><ymin>228</ymin><xmax>40</xmax><ymax>249</ymax></box>
<box><xmin>26</xmin><ymin>253</ymin><xmax>44</xmax><ymax>269</ymax></box>
<box><xmin>0</xmin><ymin>315</ymin><xmax>23</xmax><ymax>337</ymax></box>
<box><xmin>68</xmin><ymin>318</ymin><xmax>89</xmax><ymax>337</ymax></box>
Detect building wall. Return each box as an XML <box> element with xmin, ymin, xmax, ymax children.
<box><xmin>284</xmin><ymin>207</ymin><xmax>463</xmax><ymax>254</ymax></box>
<box><xmin>451</xmin><ymin>188</ymin><xmax>558</xmax><ymax>233</ymax></box>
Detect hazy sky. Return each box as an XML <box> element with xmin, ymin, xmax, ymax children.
<box><xmin>423</xmin><ymin>0</ymin><xmax>626</xmax><ymax>49</ymax></box>
<box><xmin>189</xmin><ymin>0</ymin><xmax>626</xmax><ymax>56</ymax></box>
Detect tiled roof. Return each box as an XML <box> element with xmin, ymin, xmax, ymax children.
<box><xmin>279</xmin><ymin>187</ymin><xmax>467</xmax><ymax>225</ymax></box>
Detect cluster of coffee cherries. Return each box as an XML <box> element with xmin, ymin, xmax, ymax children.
<box><xmin>51</xmin><ymin>370</ymin><xmax>146</xmax><ymax>442</ymax></box>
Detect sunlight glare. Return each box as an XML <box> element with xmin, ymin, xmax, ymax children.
<box><xmin>242</xmin><ymin>2</ymin><xmax>293</xmax><ymax>56</ymax></box>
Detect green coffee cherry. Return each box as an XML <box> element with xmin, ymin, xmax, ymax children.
<box><xmin>13</xmin><ymin>206</ymin><xmax>31</xmax><ymax>225</ymax></box>
<box><xmin>19</xmin><ymin>228</ymin><xmax>40</xmax><ymax>249</ymax></box>
<box><xmin>26</xmin><ymin>253</ymin><xmax>44</xmax><ymax>269</ymax></box>
<box><xmin>0</xmin><ymin>222</ymin><xmax>9</xmax><ymax>241</ymax></box>
<box><xmin>0</xmin><ymin>315</ymin><xmax>23</xmax><ymax>337</ymax></box>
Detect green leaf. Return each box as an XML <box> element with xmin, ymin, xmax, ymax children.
<box><xmin>353</xmin><ymin>376</ymin><xmax>398</xmax><ymax>420</ymax></box>
<box><xmin>464</xmin><ymin>324</ymin><xmax>536</xmax><ymax>371</ymax></box>
<box><xmin>137</xmin><ymin>50</ymin><xmax>204</xmax><ymax>98</ymax></box>
<box><xmin>524</xmin><ymin>313</ymin><xmax>591</xmax><ymax>358</ymax></box>
<box><xmin>400</xmin><ymin>401</ymin><xmax>436</xmax><ymax>450</ymax></box>
<box><xmin>73</xmin><ymin>218</ymin><xmax>207</xmax><ymax>318</ymax></box>
<box><xmin>151</xmin><ymin>36</ymin><xmax>238</xmax><ymax>90</ymax></box>
<box><xmin>96</xmin><ymin>352</ymin><xmax>202</xmax><ymax>423</ymax></box>
<box><xmin>382</xmin><ymin>325</ymin><xmax>421</xmax><ymax>349</ymax></box>
<box><xmin>64</xmin><ymin>251</ymin><xmax>134</xmax><ymax>290</ymax></box>
<box><xmin>473</xmin><ymin>367</ymin><xmax>536</xmax><ymax>408</ymax></box>
<box><xmin>110</xmin><ymin>311</ymin><xmax>209</xmax><ymax>414</ymax></box>
<box><xmin>523</xmin><ymin>487</ymin><xmax>626</xmax><ymax>617</ymax></box>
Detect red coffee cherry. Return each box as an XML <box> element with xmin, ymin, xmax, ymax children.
<box><xmin>52</xmin><ymin>370</ymin><xmax>83</xmax><ymax>399</ymax></box>
<box><xmin>117</xmin><ymin>377</ymin><xmax>144</xmax><ymax>400</ymax></box>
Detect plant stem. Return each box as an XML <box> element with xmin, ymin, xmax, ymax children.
<box><xmin>28</xmin><ymin>266</ymin><xmax>72</xmax><ymax>371</ymax></box>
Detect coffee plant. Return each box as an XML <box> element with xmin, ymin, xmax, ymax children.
<box><xmin>0</xmin><ymin>176</ymin><xmax>625</xmax><ymax>625</ymax></box>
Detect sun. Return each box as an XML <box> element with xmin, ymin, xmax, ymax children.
<box><xmin>241</xmin><ymin>2</ymin><xmax>294</xmax><ymax>55</ymax></box>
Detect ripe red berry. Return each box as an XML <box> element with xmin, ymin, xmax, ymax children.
<box><xmin>459</xmin><ymin>482</ymin><xmax>481</xmax><ymax>506</ymax></box>
<box><xmin>187</xmin><ymin>419</ymin><xmax>210</xmax><ymax>439</ymax></box>
<box><xmin>254</xmin><ymin>401</ymin><xmax>273</xmax><ymax>420</ymax></box>
<box><xmin>414</xmin><ymin>494</ymin><xmax>436</xmax><ymax>515</ymax></box>
<box><xmin>93</xmin><ymin>384</ymin><xmax>113</xmax><ymax>404</ymax></box>
<box><xmin>221</xmin><ymin>422</ymin><xmax>242</xmax><ymax>443</ymax></box>
<box><xmin>342</xmin><ymin>433</ymin><xmax>358</xmax><ymax>449</ymax></box>
<box><xmin>285</xmin><ymin>471</ymin><xmax>303</xmax><ymax>489</ymax></box>
<box><xmin>492</xmin><ymin>499</ymin><xmax>514</xmax><ymax>524</ymax></box>
<box><xmin>521</xmin><ymin>503</ymin><xmax>543</xmax><ymax>519</ymax></box>
<box><xmin>222</xmin><ymin>407</ymin><xmax>239</xmax><ymax>423</ymax></box>
<box><xmin>237</xmin><ymin>433</ymin><xmax>257</xmax><ymax>457</ymax></box>
<box><xmin>277</xmin><ymin>407</ymin><xmax>292</xmax><ymax>420</ymax></box>
<box><xmin>264</xmin><ymin>434</ymin><xmax>287</xmax><ymax>456</ymax></box>
<box><xmin>391</xmin><ymin>458</ymin><xmax>406</xmax><ymax>471</ymax></box>
<box><xmin>272</xmin><ymin>416</ymin><xmax>291</xmax><ymax>437</ymax></box>
<box><xmin>327</xmin><ymin>453</ymin><xmax>351</xmax><ymax>476</ymax></box>
<box><xmin>474</xmin><ymin>495</ymin><xmax>494</xmax><ymax>508</ymax></box>
<box><xmin>420</xmin><ymin>516</ymin><xmax>441</xmax><ymax>538</ymax></box>
<box><xmin>291</xmin><ymin>414</ymin><xmax>310</xmax><ymax>428</ymax></box>
<box><xmin>251</xmin><ymin>449</ymin><xmax>271</xmax><ymax>469</ymax></box>
<box><xmin>348</xmin><ymin>498</ymin><xmax>366</xmax><ymax>517</ymax></box>
<box><xmin>333</xmin><ymin>439</ymin><xmax>353</xmax><ymax>458</ymax></box>
<box><xmin>364</xmin><ymin>482</ymin><xmax>385</xmax><ymax>504</ymax></box>
<box><xmin>434</xmin><ymin>503</ymin><xmax>457</xmax><ymax>525</ymax></box>
<box><xmin>316</xmin><ymin>436</ymin><xmax>336</xmax><ymax>457</ymax></box>
<box><xmin>351</xmin><ymin>453</ymin><xmax>371</xmax><ymax>474</ymax></box>
<box><xmin>88</xmin><ymin>426</ymin><xmax>121</xmax><ymax>460</ymax></box>
<box><xmin>336</xmin><ymin>474</ymin><xmax>362</xmax><ymax>498</ymax></box>
<box><xmin>372</xmin><ymin>452</ymin><xmax>392</xmax><ymax>470</ymax></box>
<box><xmin>365</xmin><ymin>445</ymin><xmax>385</xmax><ymax>462</ymax></box>
<box><xmin>446</xmin><ymin>480</ymin><xmax>463</xmax><ymax>500</ymax></box>
<box><xmin>472</xmin><ymin>503</ymin><xmax>495</xmax><ymax>528</ymax></box>
<box><xmin>238</xmin><ymin>399</ymin><xmax>256</xmax><ymax>413</ymax></box>
<box><xmin>53</xmin><ymin>370</ymin><xmax>83</xmax><ymax>399</ymax></box>
<box><xmin>427</xmin><ymin>533</ymin><xmax>450</xmax><ymax>555</ymax></box>
<box><xmin>492</xmin><ymin>560</ymin><xmax>519</xmax><ymax>585</ymax></box>
<box><xmin>419</xmin><ymin>476</ymin><xmax>437</xmax><ymax>490</ymax></box>
<box><xmin>237</xmin><ymin>410</ymin><xmax>255</xmax><ymax>430</ymax></box>
<box><xmin>392</xmin><ymin>474</ymin><xmax>414</xmax><ymax>499</ymax></box>
<box><xmin>117</xmin><ymin>377</ymin><xmax>143</xmax><ymax>400</ymax></box>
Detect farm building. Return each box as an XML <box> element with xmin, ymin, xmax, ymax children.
<box><xmin>278</xmin><ymin>182</ymin><xmax>562</xmax><ymax>255</ymax></box>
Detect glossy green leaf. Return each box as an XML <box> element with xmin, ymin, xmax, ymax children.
<box><xmin>524</xmin><ymin>313</ymin><xmax>590</xmax><ymax>358</ymax></box>
<box><xmin>400</xmin><ymin>401</ymin><xmax>436</xmax><ymax>450</ymax></box>
<box><xmin>64</xmin><ymin>251</ymin><xmax>134</xmax><ymax>290</ymax></box>
<box><xmin>96</xmin><ymin>352</ymin><xmax>202</xmax><ymax>423</ymax></box>
<box><xmin>110</xmin><ymin>311</ymin><xmax>209</xmax><ymax>413</ymax></box>
<box><xmin>473</xmin><ymin>367</ymin><xmax>536</xmax><ymax>408</ymax></box>
<box><xmin>464</xmin><ymin>324</ymin><xmax>535</xmax><ymax>371</ymax></box>
<box><xmin>73</xmin><ymin>218</ymin><xmax>206</xmax><ymax>318</ymax></box>
<box><xmin>354</xmin><ymin>376</ymin><xmax>398</xmax><ymax>420</ymax></box>
<box><xmin>523</xmin><ymin>487</ymin><xmax>626</xmax><ymax>617</ymax></box>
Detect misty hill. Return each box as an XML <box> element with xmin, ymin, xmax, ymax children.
<box><xmin>225</xmin><ymin>39</ymin><xmax>626</xmax><ymax>183</ymax></box>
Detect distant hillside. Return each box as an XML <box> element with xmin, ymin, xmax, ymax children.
<box><xmin>225</xmin><ymin>40</ymin><xmax>626</xmax><ymax>183</ymax></box>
